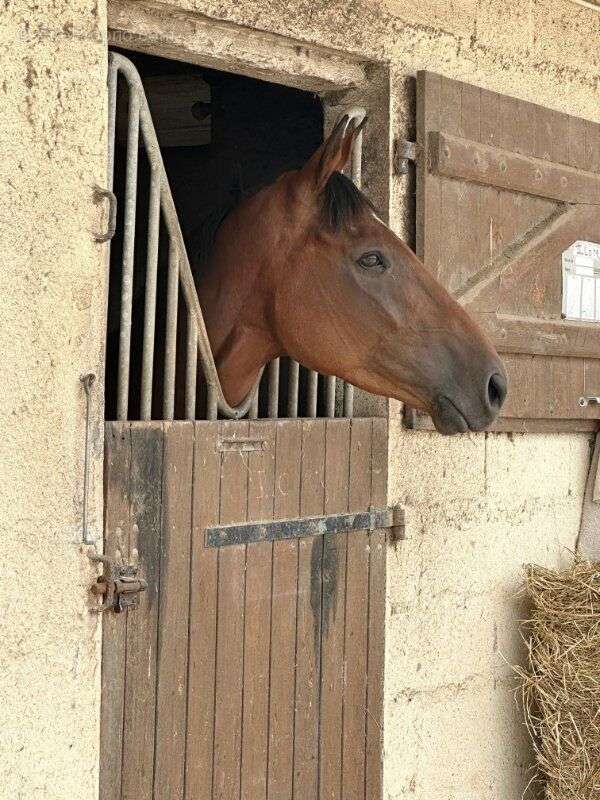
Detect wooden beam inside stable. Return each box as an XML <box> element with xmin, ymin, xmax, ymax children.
<box><xmin>108</xmin><ymin>0</ymin><xmax>368</xmax><ymax>92</ymax></box>
<box><xmin>429</xmin><ymin>130</ymin><xmax>600</xmax><ymax>205</ymax></box>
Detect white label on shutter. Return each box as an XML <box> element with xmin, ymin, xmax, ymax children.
<box><xmin>562</xmin><ymin>240</ymin><xmax>600</xmax><ymax>322</ymax></box>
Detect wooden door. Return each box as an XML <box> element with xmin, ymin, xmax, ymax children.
<box><xmin>100</xmin><ymin>417</ymin><xmax>388</xmax><ymax>800</ymax></box>
<box><xmin>412</xmin><ymin>71</ymin><xmax>600</xmax><ymax>432</ymax></box>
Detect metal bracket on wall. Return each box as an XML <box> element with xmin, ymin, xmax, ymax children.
<box><xmin>205</xmin><ymin>505</ymin><xmax>405</xmax><ymax>547</ymax></box>
<box><xmin>93</xmin><ymin>185</ymin><xmax>117</xmax><ymax>243</ymax></box>
<box><xmin>393</xmin><ymin>139</ymin><xmax>418</xmax><ymax>175</ymax></box>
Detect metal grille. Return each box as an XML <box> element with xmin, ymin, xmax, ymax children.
<box><xmin>106</xmin><ymin>52</ymin><xmax>365</xmax><ymax>421</ymax></box>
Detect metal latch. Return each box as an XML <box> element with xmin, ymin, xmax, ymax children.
<box><xmin>205</xmin><ymin>505</ymin><xmax>405</xmax><ymax>548</ymax></box>
<box><xmin>89</xmin><ymin>553</ymin><xmax>147</xmax><ymax>613</ymax></box>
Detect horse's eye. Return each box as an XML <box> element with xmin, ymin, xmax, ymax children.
<box><xmin>357</xmin><ymin>251</ymin><xmax>387</xmax><ymax>272</ymax></box>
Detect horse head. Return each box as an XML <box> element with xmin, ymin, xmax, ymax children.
<box><xmin>197</xmin><ymin>115</ymin><xmax>506</xmax><ymax>433</ymax></box>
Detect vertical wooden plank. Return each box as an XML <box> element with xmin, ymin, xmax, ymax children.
<box><xmin>416</xmin><ymin>71</ymin><xmax>441</xmax><ymax>272</ymax></box>
<box><xmin>342</xmin><ymin>419</ymin><xmax>372</xmax><ymax>800</ymax></box>
<box><xmin>268</xmin><ymin>421</ymin><xmax>303</xmax><ymax>800</ymax></box>
<box><xmin>121</xmin><ymin>423</ymin><xmax>164</xmax><ymax>800</ymax></box>
<box><xmin>293</xmin><ymin>420</ymin><xmax>327</xmax><ymax>800</ymax></box>
<box><xmin>475</xmin><ymin>87</ymin><xmax>501</xmax><ymax>313</ymax></box>
<box><xmin>185</xmin><ymin>421</ymin><xmax>222</xmax><ymax>800</ymax></box>
<box><xmin>439</xmin><ymin>77</ymin><xmax>464</xmax><ymax>292</ymax></box>
<box><xmin>241</xmin><ymin>421</ymin><xmax>277</xmax><ymax>800</ymax></box>
<box><xmin>319</xmin><ymin>420</ymin><xmax>351</xmax><ymax>800</ymax></box>
<box><xmin>213</xmin><ymin>420</ymin><xmax>250</xmax><ymax>800</ymax></box>
<box><xmin>365</xmin><ymin>418</ymin><xmax>387</xmax><ymax>800</ymax></box>
<box><xmin>100</xmin><ymin>423</ymin><xmax>131</xmax><ymax>800</ymax></box>
<box><xmin>456</xmin><ymin>80</ymin><xmax>481</xmax><ymax>291</ymax></box>
<box><xmin>154</xmin><ymin>422</ymin><xmax>194</xmax><ymax>800</ymax></box>
<box><xmin>499</xmin><ymin>354</ymin><xmax>534</xmax><ymax>419</ymax></box>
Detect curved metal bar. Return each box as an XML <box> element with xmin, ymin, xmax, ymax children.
<box><xmin>110</xmin><ymin>52</ymin><xmax>262</xmax><ymax>420</ymax></box>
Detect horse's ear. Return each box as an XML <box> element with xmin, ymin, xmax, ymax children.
<box><xmin>301</xmin><ymin>115</ymin><xmax>367</xmax><ymax>193</ymax></box>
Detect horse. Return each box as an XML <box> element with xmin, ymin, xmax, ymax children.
<box><xmin>194</xmin><ymin>115</ymin><xmax>507</xmax><ymax>434</ymax></box>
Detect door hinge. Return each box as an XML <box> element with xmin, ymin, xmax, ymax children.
<box><xmin>393</xmin><ymin>139</ymin><xmax>418</xmax><ymax>175</ymax></box>
<box><xmin>89</xmin><ymin>552</ymin><xmax>147</xmax><ymax>613</ymax></box>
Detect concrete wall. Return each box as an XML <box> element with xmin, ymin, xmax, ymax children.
<box><xmin>1</xmin><ymin>0</ymin><xmax>599</xmax><ymax>798</ymax></box>
<box><xmin>0</xmin><ymin>1</ymin><xmax>108</xmax><ymax>798</ymax></box>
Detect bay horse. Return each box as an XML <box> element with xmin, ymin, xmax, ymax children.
<box><xmin>194</xmin><ymin>115</ymin><xmax>506</xmax><ymax>434</ymax></box>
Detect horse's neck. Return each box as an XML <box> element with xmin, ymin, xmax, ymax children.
<box><xmin>198</xmin><ymin>259</ymin><xmax>278</xmax><ymax>407</ymax></box>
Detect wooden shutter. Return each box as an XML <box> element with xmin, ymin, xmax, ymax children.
<box><xmin>412</xmin><ymin>70</ymin><xmax>600</xmax><ymax>432</ymax></box>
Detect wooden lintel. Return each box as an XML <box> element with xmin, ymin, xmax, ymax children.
<box><xmin>430</xmin><ymin>130</ymin><xmax>600</xmax><ymax>205</ymax></box>
<box><xmin>108</xmin><ymin>0</ymin><xmax>367</xmax><ymax>93</ymax></box>
<box><xmin>474</xmin><ymin>312</ymin><xmax>600</xmax><ymax>359</ymax></box>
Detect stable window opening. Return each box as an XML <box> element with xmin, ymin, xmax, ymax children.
<box><xmin>104</xmin><ymin>48</ymin><xmax>369</xmax><ymax>422</ymax></box>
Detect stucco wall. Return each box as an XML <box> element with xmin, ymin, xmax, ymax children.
<box><xmin>0</xmin><ymin>1</ymin><xmax>107</xmax><ymax>798</ymax></box>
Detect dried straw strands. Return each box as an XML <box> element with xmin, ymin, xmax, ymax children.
<box><xmin>516</xmin><ymin>561</ymin><xmax>600</xmax><ymax>799</ymax></box>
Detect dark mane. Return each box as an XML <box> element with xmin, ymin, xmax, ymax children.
<box><xmin>322</xmin><ymin>171</ymin><xmax>375</xmax><ymax>231</ymax></box>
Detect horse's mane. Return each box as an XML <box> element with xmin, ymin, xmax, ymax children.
<box><xmin>190</xmin><ymin>170</ymin><xmax>375</xmax><ymax>276</ymax></box>
<box><xmin>322</xmin><ymin>171</ymin><xmax>375</xmax><ymax>231</ymax></box>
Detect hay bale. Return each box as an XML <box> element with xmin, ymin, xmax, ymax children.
<box><xmin>516</xmin><ymin>560</ymin><xmax>600</xmax><ymax>799</ymax></box>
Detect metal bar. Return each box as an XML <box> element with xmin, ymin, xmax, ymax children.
<box><xmin>206</xmin><ymin>385</ymin><xmax>218</xmax><ymax>420</ymax></box>
<box><xmin>116</xmin><ymin>85</ymin><xmax>140</xmax><ymax>421</ymax></box>
<box><xmin>325</xmin><ymin>375</ymin><xmax>336</xmax><ymax>418</ymax></box>
<box><xmin>306</xmin><ymin>370</ymin><xmax>318</xmax><ymax>418</ymax></box>
<box><xmin>107</xmin><ymin>58</ymin><xmax>118</xmax><ymax>192</ymax></box>
<box><xmin>185</xmin><ymin>314</ymin><xmax>197</xmax><ymax>420</ymax></box>
<box><xmin>111</xmin><ymin>53</ymin><xmax>262</xmax><ymax>420</ymax></box>
<box><xmin>268</xmin><ymin>358</ymin><xmax>280</xmax><ymax>419</ymax></box>
<box><xmin>287</xmin><ymin>360</ymin><xmax>299</xmax><ymax>418</ymax></box>
<box><xmin>163</xmin><ymin>240</ymin><xmax>178</xmax><ymax>420</ymax></box>
<box><xmin>206</xmin><ymin>507</ymin><xmax>402</xmax><ymax>548</ymax></box>
<box><xmin>140</xmin><ymin>166</ymin><xmax>161</xmax><ymax>420</ymax></box>
<box><xmin>248</xmin><ymin>385</ymin><xmax>259</xmax><ymax>419</ymax></box>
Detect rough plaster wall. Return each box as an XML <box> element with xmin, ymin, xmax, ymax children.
<box><xmin>0</xmin><ymin>1</ymin><xmax>107</xmax><ymax>797</ymax></box>
<box><xmin>154</xmin><ymin>1</ymin><xmax>599</xmax><ymax>797</ymax></box>
<box><xmin>385</xmin><ymin>423</ymin><xmax>591</xmax><ymax>799</ymax></box>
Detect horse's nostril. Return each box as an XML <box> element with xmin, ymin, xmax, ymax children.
<box><xmin>487</xmin><ymin>372</ymin><xmax>507</xmax><ymax>411</ymax></box>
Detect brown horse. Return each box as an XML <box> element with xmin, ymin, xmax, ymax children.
<box><xmin>195</xmin><ymin>116</ymin><xmax>506</xmax><ymax>434</ymax></box>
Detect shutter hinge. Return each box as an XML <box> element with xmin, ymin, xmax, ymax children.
<box><xmin>393</xmin><ymin>139</ymin><xmax>419</xmax><ymax>175</ymax></box>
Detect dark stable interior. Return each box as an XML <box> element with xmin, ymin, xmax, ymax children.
<box><xmin>105</xmin><ymin>48</ymin><xmax>324</xmax><ymax>420</ymax></box>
